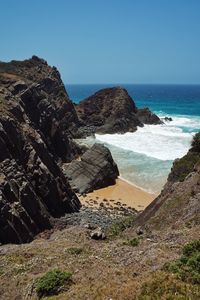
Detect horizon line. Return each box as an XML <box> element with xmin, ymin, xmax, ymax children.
<box><xmin>65</xmin><ymin>83</ymin><xmax>200</xmax><ymax>86</ymax></box>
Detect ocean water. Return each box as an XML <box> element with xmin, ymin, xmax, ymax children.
<box><xmin>67</xmin><ymin>84</ymin><xmax>200</xmax><ymax>194</ymax></box>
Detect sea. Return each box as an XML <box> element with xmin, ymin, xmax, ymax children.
<box><xmin>66</xmin><ymin>84</ymin><xmax>200</xmax><ymax>194</ymax></box>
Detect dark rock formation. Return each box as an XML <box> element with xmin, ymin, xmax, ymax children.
<box><xmin>63</xmin><ymin>143</ymin><xmax>119</xmax><ymax>194</ymax></box>
<box><xmin>75</xmin><ymin>87</ymin><xmax>162</xmax><ymax>135</ymax></box>
<box><xmin>0</xmin><ymin>56</ymin><xmax>81</xmax><ymax>244</ymax></box>
<box><xmin>136</xmin><ymin>133</ymin><xmax>200</xmax><ymax>231</ymax></box>
<box><xmin>162</xmin><ymin>116</ymin><xmax>173</xmax><ymax>122</ymax></box>
<box><xmin>136</xmin><ymin>108</ymin><xmax>163</xmax><ymax>125</ymax></box>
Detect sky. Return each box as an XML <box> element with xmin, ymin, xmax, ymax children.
<box><xmin>1</xmin><ymin>0</ymin><xmax>200</xmax><ymax>84</ymax></box>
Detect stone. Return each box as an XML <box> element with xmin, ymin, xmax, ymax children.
<box><xmin>163</xmin><ymin>117</ymin><xmax>173</xmax><ymax>122</ymax></box>
<box><xmin>64</xmin><ymin>143</ymin><xmax>119</xmax><ymax>193</ymax></box>
<box><xmin>90</xmin><ymin>227</ymin><xmax>106</xmax><ymax>240</ymax></box>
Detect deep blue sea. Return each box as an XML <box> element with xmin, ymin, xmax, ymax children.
<box><xmin>67</xmin><ymin>84</ymin><xmax>200</xmax><ymax>193</ymax></box>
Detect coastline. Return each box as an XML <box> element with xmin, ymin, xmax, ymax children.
<box><xmin>79</xmin><ymin>178</ymin><xmax>156</xmax><ymax>211</ymax></box>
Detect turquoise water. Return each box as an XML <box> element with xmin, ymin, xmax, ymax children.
<box><xmin>67</xmin><ymin>84</ymin><xmax>200</xmax><ymax>193</ymax></box>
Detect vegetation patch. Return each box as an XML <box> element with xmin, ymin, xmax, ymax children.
<box><xmin>137</xmin><ymin>271</ymin><xmax>200</xmax><ymax>300</ymax></box>
<box><xmin>35</xmin><ymin>269</ymin><xmax>72</xmax><ymax>298</ymax></box>
<box><xmin>168</xmin><ymin>152</ymin><xmax>200</xmax><ymax>182</ymax></box>
<box><xmin>164</xmin><ymin>239</ymin><xmax>200</xmax><ymax>284</ymax></box>
<box><xmin>65</xmin><ymin>247</ymin><xmax>83</xmax><ymax>255</ymax></box>
<box><xmin>168</xmin><ymin>133</ymin><xmax>200</xmax><ymax>182</ymax></box>
<box><xmin>107</xmin><ymin>216</ymin><xmax>135</xmax><ymax>237</ymax></box>
<box><xmin>137</xmin><ymin>240</ymin><xmax>200</xmax><ymax>299</ymax></box>
<box><xmin>124</xmin><ymin>237</ymin><xmax>140</xmax><ymax>247</ymax></box>
<box><xmin>191</xmin><ymin>132</ymin><xmax>200</xmax><ymax>152</ymax></box>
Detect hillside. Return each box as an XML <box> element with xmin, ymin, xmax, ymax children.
<box><xmin>136</xmin><ymin>132</ymin><xmax>200</xmax><ymax>231</ymax></box>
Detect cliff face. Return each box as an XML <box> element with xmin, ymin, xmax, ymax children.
<box><xmin>0</xmin><ymin>56</ymin><xmax>81</xmax><ymax>161</ymax></box>
<box><xmin>0</xmin><ymin>56</ymin><xmax>81</xmax><ymax>244</ymax></box>
<box><xmin>137</xmin><ymin>133</ymin><xmax>200</xmax><ymax>232</ymax></box>
<box><xmin>76</xmin><ymin>86</ymin><xmax>162</xmax><ymax>135</ymax></box>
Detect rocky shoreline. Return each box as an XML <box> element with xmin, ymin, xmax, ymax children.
<box><xmin>0</xmin><ymin>55</ymin><xmax>198</xmax><ymax>247</ymax></box>
<box><xmin>0</xmin><ymin>56</ymin><xmax>164</xmax><ymax>244</ymax></box>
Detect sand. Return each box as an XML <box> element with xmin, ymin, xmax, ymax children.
<box><xmin>79</xmin><ymin>178</ymin><xmax>156</xmax><ymax>211</ymax></box>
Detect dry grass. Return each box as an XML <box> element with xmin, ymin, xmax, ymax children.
<box><xmin>0</xmin><ymin>224</ymin><xmax>199</xmax><ymax>300</ymax></box>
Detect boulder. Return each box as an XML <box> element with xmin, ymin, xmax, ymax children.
<box><xmin>90</xmin><ymin>227</ymin><xmax>106</xmax><ymax>240</ymax></box>
<box><xmin>64</xmin><ymin>143</ymin><xmax>119</xmax><ymax>194</ymax></box>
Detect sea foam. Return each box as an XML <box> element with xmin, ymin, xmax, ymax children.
<box><xmin>96</xmin><ymin>122</ymin><xmax>194</xmax><ymax>161</ymax></box>
<box><xmin>80</xmin><ymin>115</ymin><xmax>199</xmax><ymax>193</ymax></box>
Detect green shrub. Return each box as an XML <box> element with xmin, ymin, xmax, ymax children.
<box><xmin>164</xmin><ymin>240</ymin><xmax>200</xmax><ymax>284</ymax></box>
<box><xmin>137</xmin><ymin>240</ymin><xmax>200</xmax><ymax>299</ymax></box>
<box><xmin>128</xmin><ymin>237</ymin><xmax>140</xmax><ymax>247</ymax></box>
<box><xmin>35</xmin><ymin>269</ymin><xmax>72</xmax><ymax>298</ymax></box>
<box><xmin>65</xmin><ymin>247</ymin><xmax>83</xmax><ymax>255</ymax></box>
<box><xmin>107</xmin><ymin>216</ymin><xmax>135</xmax><ymax>237</ymax></box>
<box><xmin>183</xmin><ymin>240</ymin><xmax>200</xmax><ymax>257</ymax></box>
<box><xmin>191</xmin><ymin>132</ymin><xmax>200</xmax><ymax>152</ymax></box>
<box><xmin>168</xmin><ymin>152</ymin><xmax>200</xmax><ymax>182</ymax></box>
<box><xmin>137</xmin><ymin>272</ymin><xmax>200</xmax><ymax>300</ymax></box>
<box><xmin>124</xmin><ymin>237</ymin><xmax>140</xmax><ymax>247</ymax></box>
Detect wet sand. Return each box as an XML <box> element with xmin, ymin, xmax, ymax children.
<box><xmin>79</xmin><ymin>178</ymin><xmax>156</xmax><ymax>211</ymax></box>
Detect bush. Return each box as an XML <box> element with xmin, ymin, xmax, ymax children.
<box><xmin>107</xmin><ymin>216</ymin><xmax>135</xmax><ymax>237</ymax></box>
<box><xmin>168</xmin><ymin>152</ymin><xmax>200</xmax><ymax>182</ymax></box>
<box><xmin>183</xmin><ymin>240</ymin><xmax>200</xmax><ymax>257</ymax></box>
<box><xmin>35</xmin><ymin>269</ymin><xmax>72</xmax><ymax>298</ymax></box>
<box><xmin>137</xmin><ymin>240</ymin><xmax>200</xmax><ymax>299</ymax></box>
<box><xmin>65</xmin><ymin>247</ymin><xmax>83</xmax><ymax>255</ymax></box>
<box><xmin>191</xmin><ymin>132</ymin><xmax>200</xmax><ymax>152</ymax></box>
<box><xmin>124</xmin><ymin>237</ymin><xmax>140</xmax><ymax>247</ymax></box>
<box><xmin>137</xmin><ymin>272</ymin><xmax>200</xmax><ymax>300</ymax></box>
<box><xmin>164</xmin><ymin>240</ymin><xmax>200</xmax><ymax>284</ymax></box>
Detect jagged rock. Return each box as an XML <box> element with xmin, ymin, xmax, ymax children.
<box><xmin>136</xmin><ymin>108</ymin><xmax>163</xmax><ymax>125</ymax></box>
<box><xmin>76</xmin><ymin>87</ymin><xmax>142</xmax><ymax>134</ymax></box>
<box><xmin>76</xmin><ymin>86</ymin><xmax>162</xmax><ymax>135</ymax></box>
<box><xmin>64</xmin><ymin>143</ymin><xmax>119</xmax><ymax>193</ymax></box>
<box><xmin>163</xmin><ymin>117</ymin><xmax>173</xmax><ymax>122</ymax></box>
<box><xmin>0</xmin><ymin>56</ymin><xmax>81</xmax><ymax>244</ymax></box>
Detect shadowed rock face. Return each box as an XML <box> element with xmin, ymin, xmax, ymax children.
<box><xmin>75</xmin><ymin>86</ymin><xmax>162</xmax><ymax>136</ymax></box>
<box><xmin>0</xmin><ymin>56</ymin><xmax>81</xmax><ymax>244</ymax></box>
<box><xmin>63</xmin><ymin>143</ymin><xmax>119</xmax><ymax>194</ymax></box>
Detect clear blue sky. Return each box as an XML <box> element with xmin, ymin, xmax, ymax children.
<box><xmin>1</xmin><ymin>0</ymin><xmax>200</xmax><ymax>84</ymax></box>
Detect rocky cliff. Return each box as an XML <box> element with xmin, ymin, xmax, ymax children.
<box><xmin>136</xmin><ymin>132</ymin><xmax>200</xmax><ymax>232</ymax></box>
<box><xmin>75</xmin><ymin>86</ymin><xmax>162</xmax><ymax>135</ymax></box>
<box><xmin>0</xmin><ymin>56</ymin><xmax>81</xmax><ymax>244</ymax></box>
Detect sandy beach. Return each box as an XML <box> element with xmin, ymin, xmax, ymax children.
<box><xmin>79</xmin><ymin>178</ymin><xmax>156</xmax><ymax>211</ymax></box>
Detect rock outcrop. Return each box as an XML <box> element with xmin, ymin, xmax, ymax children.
<box><xmin>136</xmin><ymin>132</ymin><xmax>200</xmax><ymax>231</ymax></box>
<box><xmin>0</xmin><ymin>56</ymin><xmax>81</xmax><ymax>244</ymax></box>
<box><xmin>75</xmin><ymin>87</ymin><xmax>162</xmax><ymax>135</ymax></box>
<box><xmin>63</xmin><ymin>143</ymin><xmax>119</xmax><ymax>193</ymax></box>
<box><xmin>136</xmin><ymin>107</ymin><xmax>163</xmax><ymax>125</ymax></box>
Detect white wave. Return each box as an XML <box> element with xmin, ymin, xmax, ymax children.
<box><xmin>95</xmin><ymin>123</ymin><xmax>194</xmax><ymax>161</ymax></box>
<box><xmin>159</xmin><ymin>114</ymin><xmax>200</xmax><ymax>129</ymax></box>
